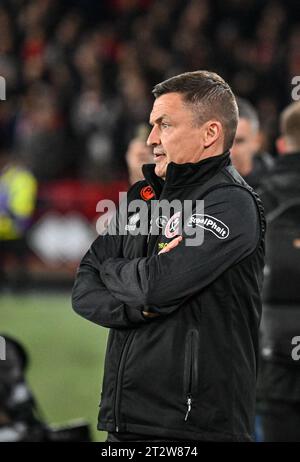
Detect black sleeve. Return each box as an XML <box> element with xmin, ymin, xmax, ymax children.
<box><xmin>72</xmin><ymin>184</ymin><xmax>149</xmax><ymax>329</ymax></box>
<box><xmin>72</xmin><ymin>241</ymin><xmax>148</xmax><ymax>328</ymax></box>
<box><xmin>100</xmin><ymin>186</ymin><xmax>261</xmax><ymax>315</ymax></box>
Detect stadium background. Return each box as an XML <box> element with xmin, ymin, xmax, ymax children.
<box><xmin>1</xmin><ymin>0</ymin><xmax>300</xmax><ymax>442</ymax></box>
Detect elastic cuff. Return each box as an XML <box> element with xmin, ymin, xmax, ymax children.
<box><xmin>125</xmin><ymin>306</ymin><xmax>148</xmax><ymax>324</ymax></box>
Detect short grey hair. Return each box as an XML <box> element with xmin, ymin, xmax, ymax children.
<box><xmin>152</xmin><ymin>70</ymin><xmax>239</xmax><ymax>151</ymax></box>
<box><xmin>236</xmin><ymin>97</ymin><xmax>260</xmax><ymax>133</ymax></box>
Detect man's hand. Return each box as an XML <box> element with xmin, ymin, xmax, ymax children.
<box><xmin>158</xmin><ymin>235</ymin><xmax>183</xmax><ymax>255</ymax></box>
<box><xmin>142</xmin><ymin>311</ymin><xmax>160</xmax><ymax>318</ymax></box>
<box><xmin>142</xmin><ymin>236</ymin><xmax>183</xmax><ymax>318</ymax></box>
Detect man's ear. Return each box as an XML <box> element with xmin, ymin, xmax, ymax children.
<box><xmin>276</xmin><ymin>136</ymin><xmax>287</xmax><ymax>155</ymax></box>
<box><xmin>203</xmin><ymin>120</ymin><xmax>223</xmax><ymax>148</ymax></box>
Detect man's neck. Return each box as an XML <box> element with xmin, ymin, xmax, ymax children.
<box><xmin>197</xmin><ymin>144</ymin><xmax>225</xmax><ymax>163</ymax></box>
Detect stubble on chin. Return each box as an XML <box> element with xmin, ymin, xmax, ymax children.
<box><xmin>155</xmin><ymin>160</ymin><xmax>168</xmax><ymax>179</ymax></box>
<box><xmin>155</xmin><ymin>166</ymin><xmax>166</xmax><ymax>179</ymax></box>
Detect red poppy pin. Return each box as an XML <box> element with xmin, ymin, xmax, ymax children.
<box><xmin>140</xmin><ymin>185</ymin><xmax>155</xmax><ymax>201</ymax></box>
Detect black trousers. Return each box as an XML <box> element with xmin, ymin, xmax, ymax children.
<box><xmin>261</xmin><ymin>401</ymin><xmax>300</xmax><ymax>442</ymax></box>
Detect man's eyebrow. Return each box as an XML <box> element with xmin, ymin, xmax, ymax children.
<box><xmin>149</xmin><ymin>114</ymin><xmax>169</xmax><ymax>126</ymax></box>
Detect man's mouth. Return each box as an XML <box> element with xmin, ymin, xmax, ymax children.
<box><xmin>153</xmin><ymin>152</ymin><xmax>166</xmax><ymax>161</ymax></box>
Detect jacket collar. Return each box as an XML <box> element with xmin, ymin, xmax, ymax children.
<box><xmin>142</xmin><ymin>150</ymin><xmax>231</xmax><ymax>192</ymax></box>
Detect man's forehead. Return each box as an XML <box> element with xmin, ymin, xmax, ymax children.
<box><xmin>149</xmin><ymin>92</ymin><xmax>185</xmax><ymax>123</ymax></box>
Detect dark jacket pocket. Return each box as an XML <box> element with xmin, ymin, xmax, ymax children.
<box><xmin>183</xmin><ymin>329</ymin><xmax>200</xmax><ymax>421</ymax></box>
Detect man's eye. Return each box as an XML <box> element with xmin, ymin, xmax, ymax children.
<box><xmin>161</xmin><ymin>122</ymin><xmax>170</xmax><ymax>129</ymax></box>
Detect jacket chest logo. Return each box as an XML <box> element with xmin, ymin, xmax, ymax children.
<box><xmin>165</xmin><ymin>212</ymin><xmax>181</xmax><ymax>238</ymax></box>
<box><xmin>187</xmin><ymin>214</ymin><xmax>229</xmax><ymax>239</ymax></box>
<box><xmin>155</xmin><ymin>215</ymin><xmax>168</xmax><ymax>229</ymax></box>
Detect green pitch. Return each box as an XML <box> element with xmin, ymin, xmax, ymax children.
<box><xmin>0</xmin><ymin>293</ymin><xmax>109</xmax><ymax>442</ymax></box>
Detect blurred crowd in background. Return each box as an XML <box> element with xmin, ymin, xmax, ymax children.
<box><xmin>0</xmin><ymin>0</ymin><xmax>299</xmax><ymax>181</ymax></box>
<box><xmin>1</xmin><ymin>0</ymin><xmax>300</xmax><ymax>285</ymax></box>
<box><xmin>0</xmin><ymin>0</ymin><xmax>299</xmax><ymax>273</ymax></box>
<box><xmin>1</xmin><ymin>0</ymin><xmax>300</xmax><ymax>443</ymax></box>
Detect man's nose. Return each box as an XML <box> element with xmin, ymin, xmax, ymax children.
<box><xmin>147</xmin><ymin>125</ymin><xmax>160</xmax><ymax>146</ymax></box>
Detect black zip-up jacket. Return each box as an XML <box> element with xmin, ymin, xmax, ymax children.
<box><xmin>258</xmin><ymin>152</ymin><xmax>300</xmax><ymax>215</ymax></box>
<box><xmin>256</xmin><ymin>152</ymin><xmax>300</xmax><ymax>404</ymax></box>
<box><xmin>72</xmin><ymin>151</ymin><xmax>265</xmax><ymax>442</ymax></box>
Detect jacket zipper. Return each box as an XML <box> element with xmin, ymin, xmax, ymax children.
<box><xmin>114</xmin><ymin>331</ymin><xmax>135</xmax><ymax>432</ymax></box>
<box><xmin>184</xmin><ymin>330</ymin><xmax>199</xmax><ymax>422</ymax></box>
<box><xmin>184</xmin><ymin>394</ymin><xmax>192</xmax><ymax>421</ymax></box>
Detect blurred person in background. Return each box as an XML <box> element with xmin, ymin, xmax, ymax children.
<box><xmin>14</xmin><ymin>83</ymin><xmax>68</xmax><ymax>181</ymax></box>
<box><xmin>258</xmin><ymin>101</ymin><xmax>300</xmax><ymax>214</ymax></box>
<box><xmin>0</xmin><ymin>133</ymin><xmax>37</xmax><ymax>291</ymax></box>
<box><xmin>0</xmin><ymin>334</ymin><xmax>91</xmax><ymax>442</ymax></box>
<box><xmin>125</xmin><ymin>124</ymin><xmax>152</xmax><ymax>185</ymax></box>
<box><xmin>257</xmin><ymin>101</ymin><xmax>300</xmax><ymax>441</ymax></box>
<box><xmin>71</xmin><ymin>72</ymin><xmax>121</xmax><ymax>181</ymax></box>
<box><xmin>0</xmin><ymin>335</ymin><xmax>46</xmax><ymax>442</ymax></box>
<box><xmin>115</xmin><ymin>69</ymin><xmax>152</xmax><ymax>173</ymax></box>
<box><xmin>231</xmin><ymin>98</ymin><xmax>274</xmax><ymax>189</ymax></box>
